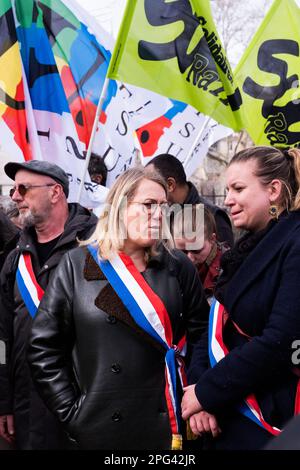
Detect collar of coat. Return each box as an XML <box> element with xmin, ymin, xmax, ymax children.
<box><xmin>83</xmin><ymin>249</ymin><xmax>165</xmax><ymax>353</ymax></box>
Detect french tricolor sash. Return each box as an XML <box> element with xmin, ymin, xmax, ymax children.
<box><xmin>16</xmin><ymin>253</ymin><xmax>44</xmax><ymax>318</ymax></box>
<box><xmin>209</xmin><ymin>299</ymin><xmax>300</xmax><ymax>436</ymax></box>
<box><xmin>88</xmin><ymin>244</ymin><xmax>187</xmax><ymax>450</ymax></box>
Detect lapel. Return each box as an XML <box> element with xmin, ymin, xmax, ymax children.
<box><xmin>225</xmin><ymin>211</ymin><xmax>300</xmax><ymax>311</ymax></box>
<box><xmin>83</xmin><ymin>250</ymin><xmax>165</xmax><ymax>353</ymax></box>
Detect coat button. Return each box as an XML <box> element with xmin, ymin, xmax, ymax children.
<box><xmin>106</xmin><ymin>315</ymin><xmax>117</xmax><ymax>324</ymax></box>
<box><xmin>111</xmin><ymin>363</ymin><xmax>121</xmax><ymax>373</ymax></box>
<box><xmin>111</xmin><ymin>411</ymin><xmax>122</xmax><ymax>422</ymax></box>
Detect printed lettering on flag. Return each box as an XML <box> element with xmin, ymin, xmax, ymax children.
<box><xmin>235</xmin><ymin>0</ymin><xmax>300</xmax><ymax>147</ymax></box>
<box><xmin>108</xmin><ymin>0</ymin><xmax>244</xmax><ymax>130</ymax></box>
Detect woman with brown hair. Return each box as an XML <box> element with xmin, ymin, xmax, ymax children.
<box><xmin>182</xmin><ymin>146</ymin><xmax>300</xmax><ymax>449</ymax></box>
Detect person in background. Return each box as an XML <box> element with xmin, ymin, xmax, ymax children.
<box><xmin>87</xmin><ymin>153</ymin><xmax>109</xmax><ymax>217</ymax></box>
<box><xmin>0</xmin><ymin>210</ymin><xmax>19</xmax><ymax>273</ymax></box>
<box><xmin>88</xmin><ymin>152</ymin><xmax>108</xmax><ymax>186</ymax></box>
<box><xmin>28</xmin><ymin>167</ymin><xmax>209</xmax><ymax>450</ymax></box>
<box><xmin>182</xmin><ymin>146</ymin><xmax>300</xmax><ymax>449</ymax></box>
<box><xmin>146</xmin><ymin>154</ymin><xmax>234</xmax><ymax>247</ymax></box>
<box><xmin>0</xmin><ymin>160</ymin><xmax>97</xmax><ymax>449</ymax></box>
<box><xmin>0</xmin><ymin>196</ymin><xmax>22</xmax><ymax>229</ymax></box>
<box><xmin>174</xmin><ymin>206</ymin><xmax>229</xmax><ymax>304</ymax></box>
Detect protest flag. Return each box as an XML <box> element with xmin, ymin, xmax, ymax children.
<box><xmin>107</xmin><ymin>0</ymin><xmax>244</xmax><ymax>131</ymax></box>
<box><xmin>235</xmin><ymin>0</ymin><xmax>300</xmax><ymax>147</ymax></box>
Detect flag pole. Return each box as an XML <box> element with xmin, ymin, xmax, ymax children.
<box><xmin>183</xmin><ymin>115</ymin><xmax>212</xmax><ymax>173</ymax></box>
<box><xmin>77</xmin><ymin>77</ymin><xmax>110</xmax><ymax>203</ymax></box>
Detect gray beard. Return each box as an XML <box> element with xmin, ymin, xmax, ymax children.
<box><xmin>19</xmin><ymin>211</ymin><xmax>36</xmax><ymax>229</ymax></box>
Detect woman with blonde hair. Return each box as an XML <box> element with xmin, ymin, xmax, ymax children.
<box><xmin>28</xmin><ymin>167</ymin><xmax>209</xmax><ymax>450</ymax></box>
<box><xmin>182</xmin><ymin>146</ymin><xmax>300</xmax><ymax>449</ymax></box>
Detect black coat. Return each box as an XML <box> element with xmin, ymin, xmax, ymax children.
<box><xmin>0</xmin><ymin>211</ymin><xmax>19</xmax><ymax>272</ymax></box>
<box><xmin>188</xmin><ymin>210</ymin><xmax>300</xmax><ymax>449</ymax></box>
<box><xmin>28</xmin><ymin>247</ymin><xmax>209</xmax><ymax>450</ymax></box>
<box><xmin>184</xmin><ymin>182</ymin><xmax>234</xmax><ymax>247</ymax></box>
<box><xmin>0</xmin><ymin>203</ymin><xmax>97</xmax><ymax>449</ymax></box>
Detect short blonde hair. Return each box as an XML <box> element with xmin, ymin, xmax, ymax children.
<box><xmin>82</xmin><ymin>167</ymin><xmax>173</xmax><ymax>259</ymax></box>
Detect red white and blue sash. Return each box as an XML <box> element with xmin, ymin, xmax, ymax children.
<box><xmin>16</xmin><ymin>253</ymin><xmax>44</xmax><ymax>318</ymax></box>
<box><xmin>209</xmin><ymin>300</ymin><xmax>285</xmax><ymax>436</ymax></box>
<box><xmin>88</xmin><ymin>244</ymin><xmax>186</xmax><ymax>449</ymax></box>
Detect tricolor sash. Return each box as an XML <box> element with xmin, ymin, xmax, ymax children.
<box><xmin>88</xmin><ymin>244</ymin><xmax>187</xmax><ymax>450</ymax></box>
<box><xmin>16</xmin><ymin>253</ymin><xmax>44</xmax><ymax>318</ymax></box>
<box><xmin>209</xmin><ymin>299</ymin><xmax>300</xmax><ymax>436</ymax></box>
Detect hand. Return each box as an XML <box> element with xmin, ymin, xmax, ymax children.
<box><xmin>0</xmin><ymin>414</ymin><xmax>15</xmax><ymax>444</ymax></box>
<box><xmin>181</xmin><ymin>384</ymin><xmax>203</xmax><ymax>420</ymax></box>
<box><xmin>189</xmin><ymin>411</ymin><xmax>221</xmax><ymax>438</ymax></box>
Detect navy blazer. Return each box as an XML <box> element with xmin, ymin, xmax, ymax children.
<box><xmin>188</xmin><ymin>210</ymin><xmax>300</xmax><ymax>431</ymax></box>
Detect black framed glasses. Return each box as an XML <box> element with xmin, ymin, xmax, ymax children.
<box><xmin>10</xmin><ymin>184</ymin><xmax>56</xmax><ymax>198</ymax></box>
<box><xmin>130</xmin><ymin>201</ymin><xmax>170</xmax><ymax>213</ymax></box>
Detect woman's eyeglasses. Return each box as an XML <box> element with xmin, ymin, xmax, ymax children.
<box><xmin>181</xmin><ymin>248</ymin><xmax>203</xmax><ymax>255</ymax></box>
<box><xmin>10</xmin><ymin>184</ymin><xmax>56</xmax><ymax>198</ymax></box>
<box><xmin>130</xmin><ymin>201</ymin><xmax>170</xmax><ymax>213</ymax></box>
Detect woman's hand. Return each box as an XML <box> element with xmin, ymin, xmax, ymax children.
<box><xmin>189</xmin><ymin>411</ymin><xmax>221</xmax><ymax>438</ymax></box>
<box><xmin>181</xmin><ymin>384</ymin><xmax>203</xmax><ymax>420</ymax></box>
<box><xmin>0</xmin><ymin>415</ymin><xmax>15</xmax><ymax>444</ymax></box>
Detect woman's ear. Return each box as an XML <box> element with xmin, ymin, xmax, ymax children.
<box><xmin>269</xmin><ymin>179</ymin><xmax>282</xmax><ymax>203</ymax></box>
<box><xmin>211</xmin><ymin>233</ymin><xmax>217</xmax><ymax>243</ymax></box>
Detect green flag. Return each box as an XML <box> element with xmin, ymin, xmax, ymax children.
<box><xmin>235</xmin><ymin>0</ymin><xmax>300</xmax><ymax>148</ymax></box>
<box><xmin>108</xmin><ymin>0</ymin><xmax>243</xmax><ymax>130</ymax></box>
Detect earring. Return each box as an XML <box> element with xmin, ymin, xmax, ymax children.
<box><xmin>269</xmin><ymin>205</ymin><xmax>279</xmax><ymax>219</ymax></box>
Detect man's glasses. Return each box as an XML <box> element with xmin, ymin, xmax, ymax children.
<box><xmin>10</xmin><ymin>184</ymin><xmax>56</xmax><ymax>198</ymax></box>
<box><xmin>130</xmin><ymin>201</ymin><xmax>170</xmax><ymax>213</ymax></box>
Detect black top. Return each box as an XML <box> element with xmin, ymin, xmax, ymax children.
<box><xmin>36</xmin><ymin>235</ymin><xmax>61</xmax><ymax>267</ymax></box>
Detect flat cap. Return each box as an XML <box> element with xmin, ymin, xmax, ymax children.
<box><xmin>4</xmin><ymin>160</ymin><xmax>69</xmax><ymax>197</ymax></box>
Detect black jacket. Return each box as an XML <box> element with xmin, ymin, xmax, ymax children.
<box><xmin>0</xmin><ymin>203</ymin><xmax>97</xmax><ymax>449</ymax></box>
<box><xmin>188</xmin><ymin>210</ymin><xmax>300</xmax><ymax>449</ymax></box>
<box><xmin>28</xmin><ymin>247</ymin><xmax>209</xmax><ymax>450</ymax></box>
<box><xmin>184</xmin><ymin>182</ymin><xmax>234</xmax><ymax>247</ymax></box>
<box><xmin>0</xmin><ymin>211</ymin><xmax>19</xmax><ymax>272</ymax></box>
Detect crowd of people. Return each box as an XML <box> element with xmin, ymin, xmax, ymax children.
<box><xmin>1</xmin><ymin>146</ymin><xmax>300</xmax><ymax>450</ymax></box>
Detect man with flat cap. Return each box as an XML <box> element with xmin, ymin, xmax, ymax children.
<box><xmin>0</xmin><ymin>160</ymin><xmax>97</xmax><ymax>449</ymax></box>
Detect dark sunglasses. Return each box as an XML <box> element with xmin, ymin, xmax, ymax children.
<box><xmin>10</xmin><ymin>184</ymin><xmax>56</xmax><ymax>198</ymax></box>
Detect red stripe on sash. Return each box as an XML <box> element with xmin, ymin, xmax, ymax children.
<box><xmin>119</xmin><ymin>252</ymin><xmax>173</xmax><ymax>345</ymax></box>
<box><xmin>23</xmin><ymin>253</ymin><xmax>44</xmax><ymax>300</ymax></box>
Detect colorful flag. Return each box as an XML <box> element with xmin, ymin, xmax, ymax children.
<box><xmin>235</xmin><ymin>0</ymin><xmax>300</xmax><ymax>148</ymax></box>
<box><xmin>93</xmin><ymin>82</ymin><xmax>232</xmax><ymax>183</ymax></box>
<box><xmin>0</xmin><ymin>0</ymin><xmax>31</xmax><ymax>161</ymax></box>
<box><xmin>0</xmin><ymin>0</ymin><xmax>232</xmax><ymax>208</ymax></box>
<box><xmin>0</xmin><ymin>0</ymin><xmax>113</xmax><ymax>204</ymax></box>
<box><xmin>107</xmin><ymin>0</ymin><xmax>243</xmax><ymax>131</ymax></box>
<box><xmin>132</xmin><ymin>96</ymin><xmax>232</xmax><ymax>177</ymax></box>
